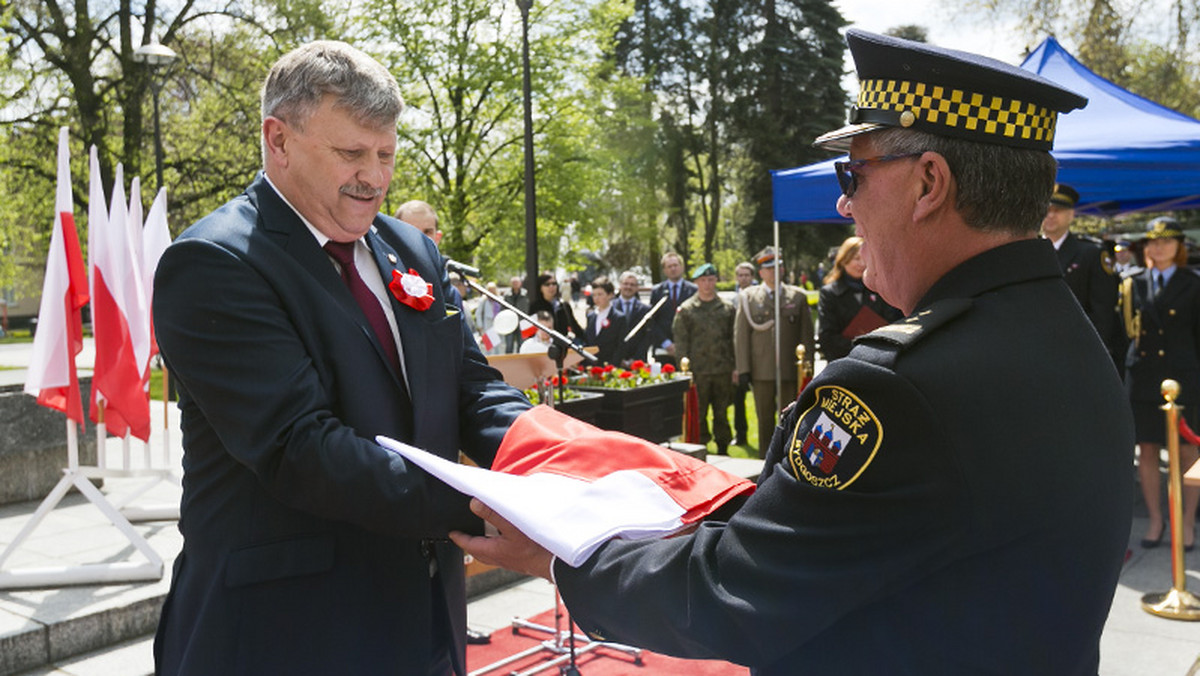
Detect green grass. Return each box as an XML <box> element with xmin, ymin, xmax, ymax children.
<box><xmin>0</xmin><ymin>328</ymin><xmax>33</xmax><ymax>343</ymax></box>
<box><xmin>147</xmin><ymin>366</ymin><xmax>177</xmax><ymax>402</ymax></box>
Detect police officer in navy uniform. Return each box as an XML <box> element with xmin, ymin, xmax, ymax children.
<box><xmin>1041</xmin><ymin>183</ymin><xmax>1123</xmax><ymax>369</ymax></box>
<box><xmin>1122</xmin><ymin>216</ymin><xmax>1200</xmax><ymax>550</ymax></box>
<box><xmin>455</xmin><ymin>29</ymin><xmax>1133</xmax><ymax>675</ymax></box>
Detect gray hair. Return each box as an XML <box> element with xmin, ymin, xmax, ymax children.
<box><xmin>395</xmin><ymin>199</ymin><xmax>438</xmax><ymax>225</ymax></box>
<box><xmin>870</xmin><ymin>128</ymin><xmax>1056</xmax><ymax>236</ymax></box>
<box><xmin>261</xmin><ymin>41</ymin><xmax>403</xmax><ymax>131</ymax></box>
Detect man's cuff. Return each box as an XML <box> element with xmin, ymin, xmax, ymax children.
<box><xmin>548</xmin><ymin>554</ymin><xmax>558</xmax><ymax>586</ymax></box>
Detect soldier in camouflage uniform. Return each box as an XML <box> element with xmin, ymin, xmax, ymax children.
<box><xmin>673</xmin><ymin>263</ymin><xmax>737</xmax><ymax>455</ymax></box>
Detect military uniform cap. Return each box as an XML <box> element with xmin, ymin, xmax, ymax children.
<box><xmin>754</xmin><ymin>247</ymin><xmax>780</xmax><ymax>269</ymax></box>
<box><xmin>691</xmin><ymin>262</ymin><xmax>718</xmax><ymax>280</ymax></box>
<box><xmin>1049</xmin><ymin>184</ymin><xmax>1079</xmax><ymax>208</ymax></box>
<box><xmin>1144</xmin><ymin>216</ymin><xmax>1184</xmax><ymax>240</ymax></box>
<box><xmin>815</xmin><ymin>29</ymin><xmax>1088</xmax><ymax>152</ymax></box>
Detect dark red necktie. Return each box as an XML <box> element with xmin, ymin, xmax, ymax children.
<box><xmin>324</xmin><ymin>240</ymin><xmax>401</xmax><ymax>374</ymax></box>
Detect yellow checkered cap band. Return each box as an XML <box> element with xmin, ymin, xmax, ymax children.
<box><xmin>855</xmin><ymin>79</ymin><xmax>1058</xmax><ymax>149</ymax></box>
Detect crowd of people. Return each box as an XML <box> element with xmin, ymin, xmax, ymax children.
<box><xmin>150</xmin><ymin>29</ymin><xmax>1192</xmax><ymax>676</ymax></box>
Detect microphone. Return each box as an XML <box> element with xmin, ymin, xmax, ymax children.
<box><xmin>444</xmin><ymin>258</ymin><xmax>480</xmax><ymax>278</ymax></box>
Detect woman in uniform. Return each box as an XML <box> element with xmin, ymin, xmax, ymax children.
<box><xmin>1123</xmin><ymin>217</ymin><xmax>1199</xmax><ymax>550</ymax></box>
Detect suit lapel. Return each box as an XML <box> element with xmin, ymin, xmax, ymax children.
<box><xmin>248</xmin><ymin>177</ymin><xmax>411</xmax><ymax>391</ymax></box>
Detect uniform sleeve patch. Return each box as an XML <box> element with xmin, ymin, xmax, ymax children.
<box><xmin>787</xmin><ymin>385</ymin><xmax>883</xmax><ymax>490</ymax></box>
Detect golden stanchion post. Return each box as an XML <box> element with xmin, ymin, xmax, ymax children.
<box><xmin>795</xmin><ymin>345</ymin><xmax>808</xmax><ymax>396</ymax></box>
<box><xmin>680</xmin><ymin>357</ymin><xmax>691</xmax><ymax>439</ymax></box>
<box><xmin>1140</xmin><ymin>378</ymin><xmax>1200</xmax><ymax>620</ymax></box>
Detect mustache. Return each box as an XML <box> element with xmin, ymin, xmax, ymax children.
<box><xmin>339</xmin><ymin>184</ymin><xmax>383</xmax><ymax>200</ymax></box>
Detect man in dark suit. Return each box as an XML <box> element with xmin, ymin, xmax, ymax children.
<box><xmin>1041</xmin><ymin>183</ymin><xmax>1122</xmax><ymax>368</ymax></box>
<box><xmin>455</xmin><ymin>30</ymin><xmax>1132</xmax><ymax>675</ymax></box>
<box><xmin>614</xmin><ymin>270</ymin><xmax>651</xmax><ymax>364</ymax></box>
<box><xmin>648</xmin><ymin>252</ymin><xmax>697</xmax><ymax>363</ymax></box>
<box><xmin>152</xmin><ymin>41</ymin><xmax>529</xmax><ymax>676</ymax></box>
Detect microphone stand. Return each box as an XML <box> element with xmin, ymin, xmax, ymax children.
<box><xmin>621</xmin><ymin>296</ymin><xmax>668</xmax><ymax>362</ymax></box>
<box><xmin>458</xmin><ymin>274</ymin><xmax>597</xmax><ymax>405</ymax></box>
<box><xmin>458</xmin><ymin>273</ymin><xmax>643</xmax><ymax>676</ymax></box>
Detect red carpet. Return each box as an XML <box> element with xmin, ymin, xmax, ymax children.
<box><xmin>467</xmin><ymin>608</ymin><xmax>748</xmax><ymax>675</ymax></box>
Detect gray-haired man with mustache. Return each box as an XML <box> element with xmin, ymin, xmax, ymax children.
<box><xmin>152</xmin><ymin>40</ymin><xmax>529</xmax><ymax>676</ymax></box>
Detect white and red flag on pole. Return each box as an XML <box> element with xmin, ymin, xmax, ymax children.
<box><xmin>24</xmin><ymin>127</ymin><xmax>89</xmax><ymax>425</ymax></box>
<box><xmin>141</xmin><ymin>187</ymin><xmax>170</xmax><ymax>359</ymax></box>
<box><xmin>124</xmin><ymin>176</ymin><xmax>152</xmax><ymax>382</ymax></box>
<box><xmin>88</xmin><ymin>157</ymin><xmax>151</xmax><ymax>441</ymax></box>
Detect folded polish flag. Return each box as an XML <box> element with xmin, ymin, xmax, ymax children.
<box><xmin>376</xmin><ymin>406</ymin><xmax>754</xmax><ymax>566</ymax></box>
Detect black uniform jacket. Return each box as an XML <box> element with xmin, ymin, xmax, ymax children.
<box><xmin>555</xmin><ymin>238</ymin><xmax>1133</xmax><ymax>676</ymax></box>
<box><xmin>152</xmin><ymin>175</ymin><xmax>530</xmax><ymax>676</ymax></box>
<box><xmin>1057</xmin><ymin>233</ymin><xmax>1121</xmax><ymax>359</ymax></box>
<box><xmin>1125</xmin><ymin>265</ymin><xmax>1200</xmax><ymax>407</ymax></box>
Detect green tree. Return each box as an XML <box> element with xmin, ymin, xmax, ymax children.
<box><xmin>360</xmin><ymin>0</ymin><xmax>635</xmax><ymax>278</ymax></box>
<box><xmin>726</xmin><ymin>0</ymin><xmax>850</xmax><ymax>273</ymax></box>
<box><xmin>0</xmin><ymin>0</ymin><xmax>339</xmax><ymax>308</ymax></box>
<box><xmin>960</xmin><ymin>0</ymin><xmax>1200</xmax><ymax>115</ymax></box>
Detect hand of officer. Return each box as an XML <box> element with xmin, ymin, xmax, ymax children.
<box><xmin>450</xmin><ymin>498</ymin><xmax>555</xmax><ymax>581</ymax></box>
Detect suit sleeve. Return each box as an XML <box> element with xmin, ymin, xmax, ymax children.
<box><xmin>554</xmin><ymin>360</ymin><xmax>966</xmax><ymax>666</ymax></box>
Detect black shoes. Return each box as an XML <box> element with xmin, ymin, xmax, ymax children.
<box><xmin>1140</xmin><ymin>521</ymin><xmax>1197</xmax><ymax>551</ymax></box>
<box><xmin>1141</xmin><ymin>520</ymin><xmax>1166</xmax><ymax>549</ymax></box>
<box><xmin>466</xmin><ymin>628</ymin><xmax>491</xmax><ymax>645</ymax></box>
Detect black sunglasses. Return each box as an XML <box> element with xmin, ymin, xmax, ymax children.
<box><xmin>834</xmin><ymin>153</ymin><xmax>924</xmax><ymax>197</ymax></box>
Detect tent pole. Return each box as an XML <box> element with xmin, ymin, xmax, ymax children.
<box><xmin>773</xmin><ymin>220</ymin><xmax>781</xmax><ymax>431</ymax></box>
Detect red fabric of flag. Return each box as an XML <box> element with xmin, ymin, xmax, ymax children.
<box><xmin>493</xmin><ymin>406</ymin><xmax>755</xmax><ymax>524</ymax></box>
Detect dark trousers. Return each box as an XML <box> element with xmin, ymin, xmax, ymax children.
<box><xmin>733</xmin><ymin>380</ymin><xmax>749</xmax><ymax>443</ymax></box>
<box><xmin>694</xmin><ymin>374</ymin><xmax>734</xmax><ymax>451</ymax></box>
<box><xmin>751</xmin><ymin>379</ymin><xmax>797</xmax><ymax>459</ymax></box>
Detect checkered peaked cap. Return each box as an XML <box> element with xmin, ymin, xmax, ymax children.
<box><xmin>815</xmin><ymin>29</ymin><xmax>1087</xmax><ymax>152</ymax></box>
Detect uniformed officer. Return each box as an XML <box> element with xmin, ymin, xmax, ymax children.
<box><xmin>455</xmin><ymin>29</ymin><xmax>1133</xmax><ymax>675</ymax></box>
<box><xmin>1121</xmin><ymin>216</ymin><xmax>1200</xmax><ymax>550</ymax></box>
<box><xmin>673</xmin><ymin>263</ymin><xmax>737</xmax><ymax>455</ymax></box>
<box><xmin>1041</xmin><ymin>183</ymin><xmax>1122</xmax><ymax>368</ymax></box>
<box><xmin>734</xmin><ymin>247</ymin><xmax>815</xmax><ymax>457</ymax></box>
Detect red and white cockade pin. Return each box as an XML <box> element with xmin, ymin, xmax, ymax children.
<box><xmin>389</xmin><ymin>268</ymin><xmax>434</xmax><ymax>311</ymax></box>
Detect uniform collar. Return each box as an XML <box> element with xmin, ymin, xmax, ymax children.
<box><xmin>916</xmin><ymin>238</ymin><xmax>1062</xmax><ymax>312</ymax></box>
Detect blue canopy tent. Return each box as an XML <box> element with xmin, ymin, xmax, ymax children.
<box><xmin>770</xmin><ymin>36</ymin><xmax>1200</xmax><ymax>222</ymax></box>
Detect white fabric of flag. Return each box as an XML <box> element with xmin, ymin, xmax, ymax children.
<box><xmin>24</xmin><ymin>127</ymin><xmax>88</xmax><ymax>424</ymax></box>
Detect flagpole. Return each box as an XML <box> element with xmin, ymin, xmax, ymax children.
<box><xmin>66</xmin><ymin>419</ymin><xmax>79</xmax><ymax>470</ymax></box>
<box><xmin>96</xmin><ymin>400</ymin><xmax>106</xmax><ymax>470</ymax></box>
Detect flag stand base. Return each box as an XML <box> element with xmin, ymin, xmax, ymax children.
<box><xmin>0</xmin><ymin>467</ymin><xmax>164</xmax><ymax>590</ymax></box>
<box><xmin>469</xmin><ymin>589</ymin><xmax>642</xmax><ymax>676</ymax></box>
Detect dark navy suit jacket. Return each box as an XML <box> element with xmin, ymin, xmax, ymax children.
<box><xmin>152</xmin><ymin>175</ymin><xmax>529</xmax><ymax>676</ymax></box>
<box><xmin>648</xmin><ymin>279</ymin><xmax>697</xmax><ymax>350</ymax></box>
<box><xmin>584</xmin><ymin>307</ymin><xmax>628</xmax><ymax>366</ymax></box>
